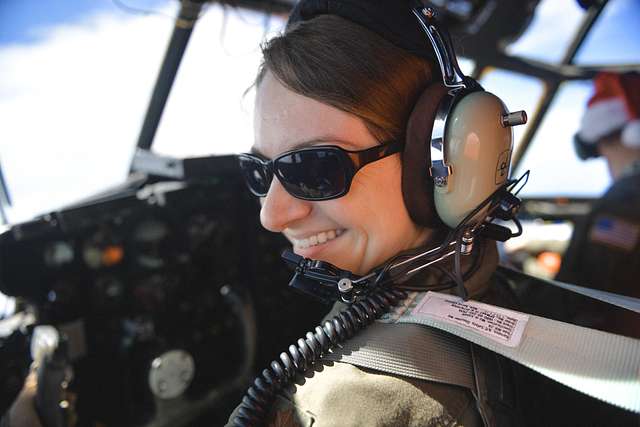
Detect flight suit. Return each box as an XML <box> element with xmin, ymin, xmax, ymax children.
<box><xmin>227</xmin><ymin>239</ymin><xmax>526</xmax><ymax>427</ymax></box>
<box><xmin>556</xmin><ymin>162</ymin><xmax>640</xmax><ymax>338</ymax></box>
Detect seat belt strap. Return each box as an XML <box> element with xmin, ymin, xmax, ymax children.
<box><xmin>388</xmin><ymin>291</ymin><xmax>640</xmax><ymax>413</ymax></box>
<box><xmin>323</xmin><ymin>321</ymin><xmax>476</xmax><ymax>389</ymax></box>
<box><xmin>498</xmin><ymin>266</ymin><xmax>640</xmax><ymax>314</ymax></box>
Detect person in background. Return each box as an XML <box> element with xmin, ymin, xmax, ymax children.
<box><xmin>557</xmin><ymin>71</ymin><xmax>640</xmax><ymax>339</ymax></box>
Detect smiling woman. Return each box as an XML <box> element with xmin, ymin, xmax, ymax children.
<box><xmin>229</xmin><ymin>2</ymin><xmax>531</xmax><ymax>426</ymax></box>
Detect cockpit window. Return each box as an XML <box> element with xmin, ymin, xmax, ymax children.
<box><xmin>0</xmin><ymin>0</ymin><xmax>637</xmax><ymax>223</ymax></box>
<box><xmin>515</xmin><ymin>80</ymin><xmax>611</xmax><ymax>198</ymax></box>
<box><xmin>506</xmin><ymin>0</ymin><xmax>584</xmax><ymax>63</ymax></box>
<box><xmin>150</xmin><ymin>8</ymin><xmax>285</xmax><ymax>158</ymax></box>
<box><xmin>574</xmin><ymin>0</ymin><xmax>640</xmax><ymax>65</ymax></box>
<box><xmin>0</xmin><ymin>1</ymin><xmax>178</xmax><ymax>223</ymax></box>
<box><xmin>0</xmin><ymin>3</ymin><xmax>280</xmax><ymax>224</ymax></box>
<box><xmin>513</xmin><ymin>0</ymin><xmax>640</xmax><ymax>198</ymax></box>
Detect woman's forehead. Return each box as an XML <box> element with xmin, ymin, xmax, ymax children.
<box><xmin>253</xmin><ymin>72</ymin><xmax>376</xmax><ymax>157</ymax></box>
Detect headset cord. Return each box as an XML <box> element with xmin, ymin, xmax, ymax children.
<box><xmin>231</xmin><ymin>286</ymin><xmax>407</xmax><ymax>427</ymax></box>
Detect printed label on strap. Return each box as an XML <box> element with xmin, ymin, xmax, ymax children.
<box><xmin>411</xmin><ymin>292</ymin><xmax>529</xmax><ymax>347</ymax></box>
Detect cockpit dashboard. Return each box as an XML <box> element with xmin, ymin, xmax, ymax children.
<box><xmin>0</xmin><ymin>156</ymin><xmax>327</xmax><ymax>426</ymax></box>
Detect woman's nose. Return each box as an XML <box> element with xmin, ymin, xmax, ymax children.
<box><xmin>259</xmin><ymin>178</ymin><xmax>312</xmax><ymax>232</ymax></box>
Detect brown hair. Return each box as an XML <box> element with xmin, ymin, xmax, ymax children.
<box><xmin>257</xmin><ymin>15</ymin><xmax>434</xmax><ymax>143</ymax></box>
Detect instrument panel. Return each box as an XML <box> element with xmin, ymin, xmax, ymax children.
<box><xmin>0</xmin><ymin>158</ymin><xmax>327</xmax><ymax>426</ymax></box>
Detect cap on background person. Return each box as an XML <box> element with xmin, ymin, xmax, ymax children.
<box><xmin>574</xmin><ymin>72</ymin><xmax>640</xmax><ymax>160</ymax></box>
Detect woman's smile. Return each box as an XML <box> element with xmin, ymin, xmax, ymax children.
<box><xmin>287</xmin><ymin>228</ymin><xmax>345</xmax><ymax>257</ymax></box>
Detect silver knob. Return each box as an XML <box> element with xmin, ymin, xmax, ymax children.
<box><xmin>148</xmin><ymin>349</ymin><xmax>195</xmax><ymax>399</ymax></box>
<box><xmin>501</xmin><ymin>111</ymin><xmax>528</xmax><ymax>127</ymax></box>
<box><xmin>337</xmin><ymin>278</ymin><xmax>353</xmax><ymax>293</ymax></box>
<box><xmin>461</xmin><ymin>231</ymin><xmax>474</xmax><ymax>256</ymax></box>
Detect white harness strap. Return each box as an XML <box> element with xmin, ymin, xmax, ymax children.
<box><xmin>391</xmin><ymin>291</ymin><xmax>640</xmax><ymax>413</ymax></box>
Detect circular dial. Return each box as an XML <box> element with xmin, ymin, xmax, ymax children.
<box><xmin>148</xmin><ymin>349</ymin><xmax>195</xmax><ymax>399</ymax></box>
<box><xmin>82</xmin><ymin>228</ymin><xmax>123</xmax><ymax>269</ymax></box>
<box><xmin>132</xmin><ymin>219</ymin><xmax>170</xmax><ymax>269</ymax></box>
<box><xmin>43</xmin><ymin>241</ymin><xmax>74</xmax><ymax>267</ymax></box>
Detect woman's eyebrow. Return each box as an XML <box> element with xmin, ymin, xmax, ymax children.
<box><xmin>299</xmin><ymin>137</ymin><xmax>362</xmax><ymax>150</ymax></box>
<box><xmin>250</xmin><ymin>137</ymin><xmax>361</xmax><ymax>157</ymax></box>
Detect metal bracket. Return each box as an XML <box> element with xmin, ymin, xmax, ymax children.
<box><xmin>412</xmin><ymin>6</ymin><xmax>467</xmax><ymax>90</ymax></box>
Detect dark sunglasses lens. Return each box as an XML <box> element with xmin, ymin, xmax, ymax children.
<box><xmin>275</xmin><ymin>149</ymin><xmax>348</xmax><ymax>199</ymax></box>
<box><xmin>238</xmin><ymin>156</ymin><xmax>271</xmax><ymax>196</ymax></box>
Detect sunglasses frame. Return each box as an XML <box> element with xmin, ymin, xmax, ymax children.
<box><xmin>238</xmin><ymin>140</ymin><xmax>403</xmax><ymax>201</ymax></box>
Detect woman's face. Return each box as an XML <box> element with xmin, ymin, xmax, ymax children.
<box><xmin>253</xmin><ymin>72</ymin><xmax>430</xmax><ymax>275</ymax></box>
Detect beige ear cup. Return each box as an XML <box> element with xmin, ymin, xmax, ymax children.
<box><xmin>435</xmin><ymin>91</ymin><xmax>513</xmax><ymax>228</ymax></box>
<box><xmin>402</xmin><ymin>83</ymin><xmax>449</xmax><ymax>228</ymax></box>
<box><xmin>402</xmin><ymin>86</ymin><xmax>514</xmax><ymax>229</ymax></box>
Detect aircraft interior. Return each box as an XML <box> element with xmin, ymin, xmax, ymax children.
<box><xmin>0</xmin><ymin>0</ymin><xmax>638</xmax><ymax>426</ymax></box>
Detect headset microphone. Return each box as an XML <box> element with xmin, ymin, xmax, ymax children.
<box><xmin>282</xmin><ymin>170</ymin><xmax>527</xmax><ymax>304</ymax></box>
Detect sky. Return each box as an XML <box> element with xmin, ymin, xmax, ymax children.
<box><xmin>0</xmin><ymin>1</ymin><xmax>282</xmax><ymax>223</ymax></box>
<box><xmin>499</xmin><ymin>0</ymin><xmax>640</xmax><ymax>197</ymax></box>
<box><xmin>0</xmin><ymin>0</ymin><xmax>639</xmax><ymax>223</ymax></box>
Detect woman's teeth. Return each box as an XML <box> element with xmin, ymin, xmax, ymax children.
<box><xmin>293</xmin><ymin>229</ymin><xmax>343</xmax><ymax>249</ymax></box>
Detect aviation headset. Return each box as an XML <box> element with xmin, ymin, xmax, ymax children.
<box><xmin>288</xmin><ymin>0</ymin><xmax>527</xmax><ymax>229</ymax></box>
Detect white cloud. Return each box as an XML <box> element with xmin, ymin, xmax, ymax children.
<box><xmin>151</xmin><ymin>5</ymin><xmax>285</xmax><ymax>158</ymax></box>
<box><xmin>0</xmin><ymin>4</ymin><xmax>282</xmax><ymax>223</ymax></box>
<box><xmin>515</xmin><ymin>82</ymin><xmax>611</xmax><ymax>197</ymax></box>
<box><xmin>506</xmin><ymin>0</ymin><xmax>583</xmax><ymax>62</ymax></box>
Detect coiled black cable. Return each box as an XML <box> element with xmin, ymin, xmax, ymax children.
<box><xmin>232</xmin><ymin>286</ymin><xmax>407</xmax><ymax>427</ymax></box>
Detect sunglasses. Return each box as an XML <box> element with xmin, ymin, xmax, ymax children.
<box><xmin>237</xmin><ymin>141</ymin><xmax>402</xmax><ymax>201</ymax></box>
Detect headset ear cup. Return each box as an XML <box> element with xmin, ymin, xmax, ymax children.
<box><xmin>402</xmin><ymin>82</ymin><xmax>449</xmax><ymax>228</ymax></box>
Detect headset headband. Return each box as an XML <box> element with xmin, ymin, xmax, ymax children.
<box><xmin>287</xmin><ymin>0</ymin><xmax>440</xmax><ymax>66</ymax></box>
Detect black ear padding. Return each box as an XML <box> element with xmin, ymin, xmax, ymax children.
<box><xmin>402</xmin><ymin>82</ymin><xmax>450</xmax><ymax>228</ymax></box>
